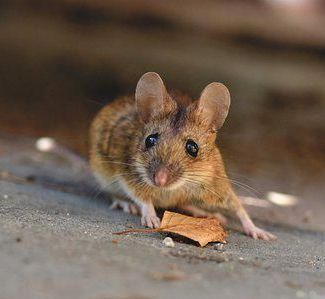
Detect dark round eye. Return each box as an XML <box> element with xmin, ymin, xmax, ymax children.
<box><xmin>186</xmin><ymin>139</ymin><xmax>199</xmax><ymax>157</ymax></box>
<box><xmin>145</xmin><ymin>133</ymin><xmax>159</xmax><ymax>148</ymax></box>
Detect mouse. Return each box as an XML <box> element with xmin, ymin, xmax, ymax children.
<box><xmin>89</xmin><ymin>72</ymin><xmax>276</xmax><ymax>241</ymax></box>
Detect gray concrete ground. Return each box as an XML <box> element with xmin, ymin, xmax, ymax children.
<box><xmin>0</xmin><ymin>135</ymin><xmax>324</xmax><ymax>299</ymax></box>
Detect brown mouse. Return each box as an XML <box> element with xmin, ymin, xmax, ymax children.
<box><xmin>89</xmin><ymin>72</ymin><xmax>276</xmax><ymax>240</ymax></box>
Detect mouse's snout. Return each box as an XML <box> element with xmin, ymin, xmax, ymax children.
<box><xmin>153</xmin><ymin>165</ymin><xmax>170</xmax><ymax>187</ymax></box>
<box><xmin>147</xmin><ymin>159</ymin><xmax>182</xmax><ymax>189</ymax></box>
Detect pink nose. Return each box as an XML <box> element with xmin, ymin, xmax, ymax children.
<box><xmin>154</xmin><ymin>166</ymin><xmax>170</xmax><ymax>187</ymax></box>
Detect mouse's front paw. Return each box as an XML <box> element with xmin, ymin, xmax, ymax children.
<box><xmin>141</xmin><ymin>214</ymin><xmax>160</xmax><ymax>228</ymax></box>
<box><xmin>140</xmin><ymin>203</ymin><xmax>160</xmax><ymax>228</ymax></box>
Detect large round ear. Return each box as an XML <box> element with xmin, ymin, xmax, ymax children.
<box><xmin>195</xmin><ymin>82</ymin><xmax>231</xmax><ymax>131</ymax></box>
<box><xmin>135</xmin><ymin>72</ymin><xmax>175</xmax><ymax>123</ymax></box>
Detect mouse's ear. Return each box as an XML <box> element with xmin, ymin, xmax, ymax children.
<box><xmin>194</xmin><ymin>82</ymin><xmax>230</xmax><ymax>131</ymax></box>
<box><xmin>135</xmin><ymin>72</ymin><xmax>176</xmax><ymax>123</ymax></box>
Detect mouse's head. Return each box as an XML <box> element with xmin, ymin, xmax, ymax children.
<box><xmin>134</xmin><ymin>72</ymin><xmax>230</xmax><ymax>191</ymax></box>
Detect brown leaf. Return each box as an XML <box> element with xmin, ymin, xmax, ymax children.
<box><xmin>113</xmin><ymin>211</ymin><xmax>227</xmax><ymax>247</ymax></box>
<box><xmin>159</xmin><ymin>211</ymin><xmax>227</xmax><ymax>247</ymax></box>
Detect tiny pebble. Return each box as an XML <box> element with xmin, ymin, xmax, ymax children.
<box><xmin>3</xmin><ymin>194</ymin><xmax>9</xmax><ymax>199</ymax></box>
<box><xmin>239</xmin><ymin>257</ymin><xmax>244</xmax><ymax>260</ymax></box>
<box><xmin>163</xmin><ymin>237</ymin><xmax>175</xmax><ymax>248</ymax></box>
<box><xmin>214</xmin><ymin>243</ymin><xmax>225</xmax><ymax>251</ymax></box>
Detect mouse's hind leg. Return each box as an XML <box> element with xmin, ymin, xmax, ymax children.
<box><xmin>190</xmin><ymin>186</ymin><xmax>277</xmax><ymax>240</ymax></box>
<box><xmin>109</xmin><ymin>197</ymin><xmax>140</xmax><ymax>215</ymax></box>
<box><xmin>109</xmin><ymin>194</ymin><xmax>160</xmax><ymax>228</ymax></box>
<box><xmin>236</xmin><ymin>207</ymin><xmax>276</xmax><ymax>241</ymax></box>
<box><xmin>94</xmin><ymin>173</ymin><xmax>141</xmax><ymax>215</ymax></box>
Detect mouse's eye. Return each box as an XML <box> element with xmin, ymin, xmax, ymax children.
<box><xmin>185</xmin><ymin>139</ymin><xmax>199</xmax><ymax>157</ymax></box>
<box><xmin>145</xmin><ymin>133</ymin><xmax>159</xmax><ymax>148</ymax></box>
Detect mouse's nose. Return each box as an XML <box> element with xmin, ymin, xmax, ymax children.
<box><xmin>154</xmin><ymin>166</ymin><xmax>170</xmax><ymax>187</ymax></box>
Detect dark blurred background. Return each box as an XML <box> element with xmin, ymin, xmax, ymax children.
<box><xmin>0</xmin><ymin>0</ymin><xmax>324</xmax><ymax>228</ymax></box>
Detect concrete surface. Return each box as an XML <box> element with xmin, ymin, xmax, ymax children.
<box><xmin>0</xmin><ymin>135</ymin><xmax>324</xmax><ymax>299</ymax></box>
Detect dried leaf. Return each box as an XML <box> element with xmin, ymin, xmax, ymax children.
<box><xmin>113</xmin><ymin>211</ymin><xmax>227</xmax><ymax>247</ymax></box>
<box><xmin>159</xmin><ymin>211</ymin><xmax>227</xmax><ymax>247</ymax></box>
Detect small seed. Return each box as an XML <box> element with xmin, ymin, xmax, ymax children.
<box><xmin>214</xmin><ymin>243</ymin><xmax>225</xmax><ymax>251</ymax></box>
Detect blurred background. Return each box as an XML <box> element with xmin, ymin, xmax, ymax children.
<box><xmin>0</xmin><ymin>0</ymin><xmax>324</xmax><ymax>230</ymax></box>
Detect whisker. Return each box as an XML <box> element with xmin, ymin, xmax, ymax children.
<box><xmin>184</xmin><ymin>171</ymin><xmax>260</xmax><ymax>198</ymax></box>
<box><xmin>228</xmin><ymin>179</ymin><xmax>261</xmax><ymax>197</ymax></box>
<box><xmin>182</xmin><ymin>177</ymin><xmax>223</xmax><ymax>199</ymax></box>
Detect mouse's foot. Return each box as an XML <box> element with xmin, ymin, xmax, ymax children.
<box><xmin>140</xmin><ymin>202</ymin><xmax>160</xmax><ymax>228</ymax></box>
<box><xmin>242</xmin><ymin>222</ymin><xmax>277</xmax><ymax>241</ymax></box>
<box><xmin>180</xmin><ymin>205</ymin><xmax>227</xmax><ymax>225</ymax></box>
<box><xmin>109</xmin><ymin>199</ymin><xmax>140</xmax><ymax>215</ymax></box>
<box><xmin>237</xmin><ymin>207</ymin><xmax>276</xmax><ymax>241</ymax></box>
